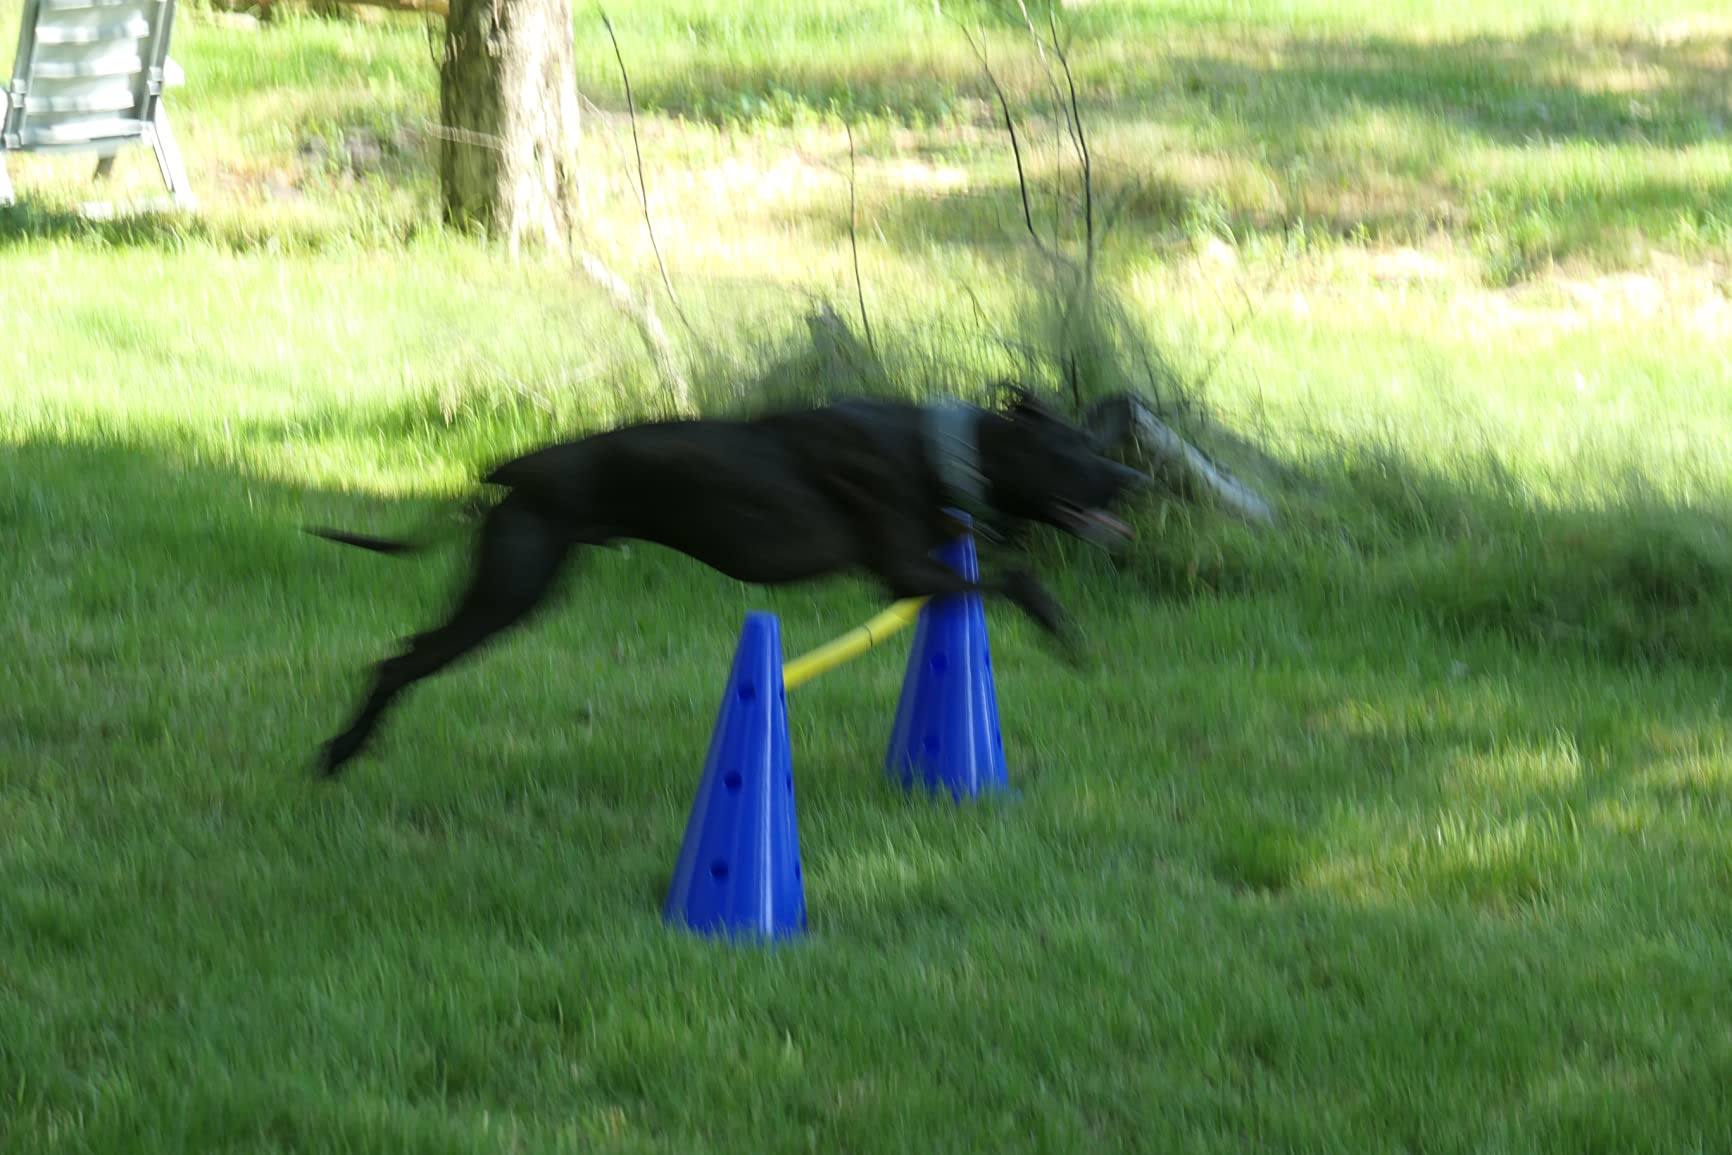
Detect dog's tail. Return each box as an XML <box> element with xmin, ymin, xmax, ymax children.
<box><xmin>305</xmin><ymin>495</ymin><xmax>490</xmax><ymax>557</ymax></box>
<box><xmin>304</xmin><ymin>527</ymin><xmax>424</xmax><ymax>555</ymax></box>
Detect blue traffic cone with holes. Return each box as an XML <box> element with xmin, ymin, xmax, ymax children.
<box><xmin>664</xmin><ymin>611</ymin><xmax>807</xmax><ymax>940</ymax></box>
<box><xmin>885</xmin><ymin>514</ymin><xmax>1009</xmax><ymax>801</ymax></box>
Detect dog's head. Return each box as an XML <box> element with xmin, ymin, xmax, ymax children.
<box><xmin>978</xmin><ymin>387</ymin><xmax>1147</xmax><ymax>547</ymax></box>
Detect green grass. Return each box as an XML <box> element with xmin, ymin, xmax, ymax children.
<box><xmin>5</xmin><ymin>0</ymin><xmax>1732</xmax><ymax>1151</ymax></box>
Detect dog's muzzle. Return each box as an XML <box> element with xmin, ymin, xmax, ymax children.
<box><xmin>1053</xmin><ymin>501</ymin><xmax>1135</xmax><ymax>547</ymax></box>
<box><xmin>1053</xmin><ymin>461</ymin><xmax>1146</xmax><ymax>547</ymax></box>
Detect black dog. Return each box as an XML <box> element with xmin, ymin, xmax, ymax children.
<box><xmin>309</xmin><ymin>390</ymin><xmax>1145</xmax><ymax>775</ymax></box>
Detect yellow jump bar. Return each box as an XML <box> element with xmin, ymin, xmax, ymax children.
<box><xmin>782</xmin><ymin>597</ymin><xmax>930</xmax><ymax>691</ymax></box>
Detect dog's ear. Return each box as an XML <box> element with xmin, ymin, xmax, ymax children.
<box><xmin>987</xmin><ymin>378</ymin><xmax>1026</xmax><ymax>409</ymax></box>
<box><xmin>1082</xmin><ymin>393</ymin><xmax>1137</xmax><ymax>452</ymax></box>
<box><xmin>995</xmin><ymin>380</ymin><xmax>1060</xmax><ymax>422</ymax></box>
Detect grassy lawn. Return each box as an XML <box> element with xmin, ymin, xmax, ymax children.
<box><xmin>5</xmin><ymin>1</ymin><xmax>1732</xmax><ymax>1151</ymax></box>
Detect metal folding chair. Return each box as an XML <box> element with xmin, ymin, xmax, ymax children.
<box><xmin>1</xmin><ymin>0</ymin><xmax>194</xmax><ymax>208</ymax></box>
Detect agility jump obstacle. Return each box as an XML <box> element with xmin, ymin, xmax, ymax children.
<box><xmin>664</xmin><ymin>519</ymin><xmax>1007</xmax><ymax>941</ymax></box>
<box><xmin>781</xmin><ymin>596</ymin><xmax>927</xmax><ymax>691</ymax></box>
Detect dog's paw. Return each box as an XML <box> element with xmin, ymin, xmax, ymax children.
<box><xmin>1017</xmin><ymin>598</ymin><xmax>1087</xmax><ymax>669</ymax></box>
<box><xmin>1043</xmin><ymin>622</ymin><xmax>1090</xmax><ymax>671</ymax></box>
<box><xmin>1064</xmin><ymin>635</ymin><xmax>1099</xmax><ymax>674</ymax></box>
<box><xmin>1003</xmin><ymin>572</ymin><xmax>1076</xmax><ymax>644</ymax></box>
<box><xmin>316</xmin><ymin>733</ymin><xmax>363</xmax><ymax>778</ymax></box>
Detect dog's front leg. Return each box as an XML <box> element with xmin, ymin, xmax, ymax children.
<box><xmin>994</xmin><ymin>568</ymin><xmax>1079</xmax><ymax>656</ymax></box>
<box><xmin>874</xmin><ymin>556</ymin><xmax>1081</xmax><ymax>661</ymax></box>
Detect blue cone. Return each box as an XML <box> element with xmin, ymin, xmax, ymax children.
<box><xmin>664</xmin><ymin>611</ymin><xmax>807</xmax><ymax>940</ymax></box>
<box><xmin>885</xmin><ymin>516</ymin><xmax>1009</xmax><ymax>801</ymax></box>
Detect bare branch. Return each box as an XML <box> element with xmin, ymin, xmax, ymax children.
<box><xmin>416</xmin><ymin>119</ymin><xmax>504</xmax><ymax>152</ymax></box>
<box><xmin>536</xmin><ymin>100</ymin><xmax>689</xmax><ymax>413</ymax></box>
<box><xmin>845</xmin><ymin>121</ymin><xmax>875</xmax><ymax>355</ymax></box>
<box><xmin>1181</xmin><ymin>237</ymin><xmax>1288</xmax><ymax>404</ymax></box>
<box><xmin>1046</xmin><ymin>7</ymin><xmax>1093</xmax><ymax>271</ymax></box>
<box><xmin>1189</xmin><ymin>277</ymin><xmax>1258</xmax><ymax>397</ymax></box>
<box><xmin>959</xmin><ymin>281</ymin><xmax>1046</xmax><ymax>380</ymax></box>
<box><xmin>421</xmin><ymin>2</ymin><xmax>443</xmax><ymax>72</ymax></box>
<box><xmin>955</xmin><ymin>19</ymin><xmax>1052</xmax><ymax>263</ymax></box>
<box><xmin>574</xmin><ymin>249</ymin><xmax>692</xmax><ymax>413</ymax></box>
<box><xmin>1015</xmin><ymin>0</ymin><xmax>1084</xmax><ymax>174</ymax></box>
<box><xmin>597</xmin><ymin>6</ymin><xmax>693</xmax><ymax>338</ymax></box>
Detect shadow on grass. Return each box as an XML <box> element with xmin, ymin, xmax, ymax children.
<box><xmin>5</xmin><ymin>418</ymin><xmax>1732</xmax><ymax>1151</ymax></box>
<box><xmin>0</xmin><ymin>199</ymin><xmax>407</xmax><ymax>254</ymax></box>
<box><xmin>1097</xmin><ymin>435</ymin><xmax>1732</xmax><ymax>671</ymax></box>
<box><xmin>9</xmin><ymin>409</ymin><xmax>1732</xmax><ymax>851</ymax></box>
<box><xmin>626</xmin><ymin>21</ymin><xmax>1730</xmax><ymax>269</ymax></box>
<box><xmin>7</xmin><ymin>21</ymin><xmax>1723</xmax><ymax>272</ymax></box>
<box><xmin>0</xmin><ymin>433</ymin><xmax>446</xmax><ymax>713</ymax></box>
<box><xmin>1142</xmin><ymin>31</ymin><xmax>1731</xmax><ymax>150</ymax></box>
<box><xmin>610</xmin><ymin>19</ymin><xmax>1730</xmax><ymax>147</ymax></box>
<box><xmin>809</xmin><ymin>122</ymin><xmax>1729</xmax><ymax>273</ymax></box>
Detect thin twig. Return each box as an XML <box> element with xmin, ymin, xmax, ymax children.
<box><xmin>1185</xmin><ymin>241</ymin><xmax>1288</xmax><ymax>400</ymax></box>
<box><xmin>1015</xmin><ymin>0</ymin><xmax>1084</xmax><ymax>173</ymax></box>
<box><xmin>845</xmin><ymin>121</ymin><xmax>875</xmax><ymax>354</ymax></box>
<box><xmin>575</xmin><ymin>249</ymin><xmax>693</xmax><ymax>413</ymax></box>
<box><xmin>1022</xmin><ymin>1</ymin><xmax>1071</xmax><ymax>251</ymax></box>
<box><xmin>575</xmin><ymin>90</ymin><xmax>642</xmax><ymax>184</ymax></box>
<box><xmin>1188</xmin><ymin>279</ymin><xmax>1258</xmax><ymax>397</ymax></box>
<box><xmin>597</xmin><ymin>5</ymin><xmax>694</xmax><ymax>338</ymax></box>
<box><xmin>422</xmin><ymin>1</ymin><xmax>443</xmax><ymax>72</ymax></box>
<box><xmin>1047</xmin><ymin>7</ymin><xmax>1092</xmax><ymax>272</ymax></box>
<box><xmin>959</xmin><ymin>281</ymin><xmax>1044</xmax><ymax>376</ymax></box>
<box><xmin>417</xmin><ymin>119</ymin><xmax>506</xmax><ymax>152</ymax></box>
<box><xmin>955</xmin><ymin>19</ymin><xmax>1052</xmax><ymax>262</ymax></box>
<box><xmin>550</xmin><ymin>79</ymin><xmax>689</xmax><ymax>412</ymax></box>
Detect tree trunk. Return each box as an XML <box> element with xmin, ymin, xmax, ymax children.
<box><xmin>439</xmin><ymin>0</ymin><xmax>579</xmax><ymax>255</ymax></box>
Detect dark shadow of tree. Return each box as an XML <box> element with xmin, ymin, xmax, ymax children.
<box><xmin>611</xmin><ymin>23</ymin><xmax>1731</xmax><ymax>271</ymax></box>
<box><xmin>786</xmin><ymin>142</ymin><xmax>1729</xmax><ymax>279</ymax></box>
<box><xmin>1130</xmin><ymin>30</ymin><xmax>1730</xmax><ymax>149</ymax></box>
<box><xmin>611</xmin><ymin>23</ymin><xmax>1730</xmax><ymax>149</ymax></box>
<box><xmin>6</xmin><ymin>22</ymin><xmax>1721</xmax><ymax>271</ymax></box>
<box><xmin>0</xmin><ymin>200</ymin><xmax>421</xmax><ymax>254</ymax></box>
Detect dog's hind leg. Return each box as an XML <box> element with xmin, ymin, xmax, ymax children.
<box><xmin>319</xmin><ymin>495</ymin><xmax>574</xmax><ymax>776</ymax></box>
